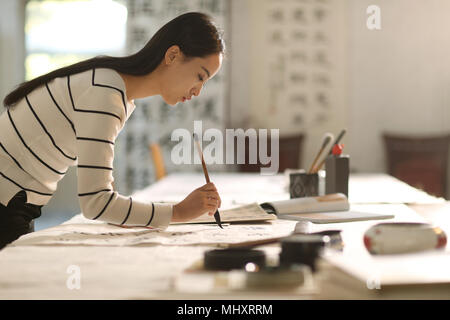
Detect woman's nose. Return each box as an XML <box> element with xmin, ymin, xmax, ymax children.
<box><xmin>192</xmin><ymin>84</ymin><xmax>203</xmax><ymax>97</ymax></box>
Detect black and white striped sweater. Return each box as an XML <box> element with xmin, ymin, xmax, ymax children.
<box><xmin>0</xmin><ymin>68</ymin><xmax>172</xmax><ymax>229</ymax></box>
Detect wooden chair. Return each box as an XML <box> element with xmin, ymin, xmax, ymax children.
<box><xmin>150</xmin><ymin>134</ymin><xmax>304</xmax><ymax>177</ymax></box>
<box><xmin>383</xmin><ymin>133</ymin><xmax>450</xmax><ymax>198</ymax></box>
<box><xmin>149</xmin><ymin>143</ymin><xmax>167</xmax><ymax>181</ymax></box>
<box><xmin>237</xmin><ymin>133</ymin><xmax>304</xmax><ymax>173</ymax></box>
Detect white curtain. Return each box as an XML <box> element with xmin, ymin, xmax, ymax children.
<box><xmin>0</xmin><ymin>0</ymin><xmax>26</xmax><ymax>113</ymax></box>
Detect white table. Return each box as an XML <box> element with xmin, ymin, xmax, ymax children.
<box><xmin>0</xmin><ymin>173</ymin><xmax>448</xmax><ymax>299</ymax></box>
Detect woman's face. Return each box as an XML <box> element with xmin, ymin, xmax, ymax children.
<box><xmin>160</xmin><ymin>46</ymin><xmax>223</xmax><ymax>106</ymax></box>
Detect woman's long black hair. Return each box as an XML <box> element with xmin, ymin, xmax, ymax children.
<box><xmin>3</xmin><ymin>12</ymin><xmax>225</xmax><ymax>108</ymax></box>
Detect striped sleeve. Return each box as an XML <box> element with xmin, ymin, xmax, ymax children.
<box><xmin>73</xmin><ymin>86</ymin><xmax>172</xmax><ymax>228</ymax></box>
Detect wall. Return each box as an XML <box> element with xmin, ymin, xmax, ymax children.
<box><xmin>228</xmin><ymin>0</ymin><xmax>251</xmax><ymax>128</ymax></box>
<box><xmin>229</xmin><ymin>0</ymin><xmax>450</xmax><ymax>198</ymax></box>
<box><xmin>347</xmin><ymin>0</ymin><xmax>450</xmax><ymax>198</ymax></box>
<box><xmin>230</xmin><ymin>0</ymin><xmax>350</xmax><ymax>173</ymax></box>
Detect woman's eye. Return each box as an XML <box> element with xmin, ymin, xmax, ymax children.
<box><xmin>198</xmin><ymin>74</ymin><xmax>204</xmax><ymax>81</ymax></box>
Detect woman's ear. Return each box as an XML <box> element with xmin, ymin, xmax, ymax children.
<box><xmin>165</xmin><ymin>45</ymin><xmax>181</xmax><ymax>65</ymax></box>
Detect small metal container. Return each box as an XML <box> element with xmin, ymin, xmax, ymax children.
<box><xmin>289</xmin><ymin>172</ymin><xmax>319</xmax><ymax>198</ymax></box>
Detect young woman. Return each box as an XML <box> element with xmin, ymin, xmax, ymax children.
<box><xmin>0</xmin><ymin>12</ymin><xmax>224</xmax><ymax>249</ymax></box>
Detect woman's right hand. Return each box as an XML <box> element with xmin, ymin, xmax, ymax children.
<box><xmin>172</xmin><ymin>182</ymin><xmax>221</xmax><ymax>222</ymax></box>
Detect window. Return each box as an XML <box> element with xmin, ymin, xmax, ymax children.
<box><xmin>25</xmin><ymin>0</ymin><xmax>127</xmax><ymax>80</ymax></box>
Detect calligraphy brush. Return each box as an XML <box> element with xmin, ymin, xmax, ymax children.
<box><xmin>308</xmin><ymin>133</ymin><xmax>334</xmax><ymax>174</ymax></box>
<box><xmin>313</xmin><ymin>129</ymin><xmax>347</xmax><ymax>173</ymax></box>
<box><xmin>193</xmin><ymin>133</ymin><xmax>223</xmax><ymax>229</ymax></box>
